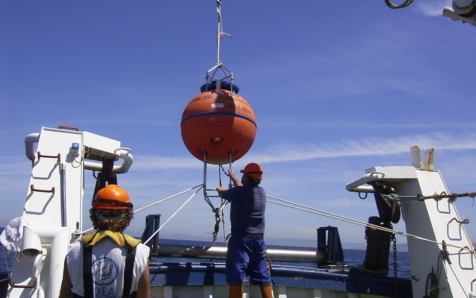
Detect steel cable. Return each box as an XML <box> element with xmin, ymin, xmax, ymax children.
<box><xmin>143</xmin><ymin>186</ymin><xmax>202</xmax><ymax>245</ymax></box>
<box><xmin>80</xmin><ymin>184</ymin><xmax>202</xmax><ymax>235</ymax></box>
<box><xmin>266</xmin><ymin>195</ymin><xmax>474</xmax><ymax>252</ymax></box>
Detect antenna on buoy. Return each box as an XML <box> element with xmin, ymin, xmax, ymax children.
<box><xmin>180</xmin><ymin>0</ymin><xmax>257</xmax><ymax>245</ymax></box>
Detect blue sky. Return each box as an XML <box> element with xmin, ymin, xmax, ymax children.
<box><xmin>2</xmin><ymin>0</ymin><xmax>476</xmax><ymax>248</ymax></box>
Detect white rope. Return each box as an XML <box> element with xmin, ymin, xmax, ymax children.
<box><xmin>215</xmin><ymin>0</ymin><xmax>232</xmax><ymax>66</ymax></box>
<box><xmin>266</xmin><ymin>195</ymin><xmax>474</xmax><ymax>253</ymax></box>
<box><xmin>134</xmin><ymin>184</ymin><xmax>202</xmax><ymax>213</ymax></box>
<box><xmin>216</xmin><ymin>0</ymin><xmax>223</xmax><ymax>65</ymax></box>
<box><xmin>143</xmin><ymin>186</ymin><xmax>202</xmax><ymax>245</ymax></box>
<box><xmin>80</xmin><ymin>184</ymin><xmax>203</xmax><ymax>235</ymax></box>
<box><xmin>206</xmin><ymin>0</ymin><xmax>234</xmax><ymax>83</ymax></box>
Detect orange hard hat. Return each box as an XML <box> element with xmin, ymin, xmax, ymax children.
<box><xmin>240</xmin><ymin>163</ymin><xmax>263</xmax><ymax>180</ymax></box>
<box><xmin>92</xmin><ymin>184</ymin><xmax>133</xmax><ymax>209</ymax></box>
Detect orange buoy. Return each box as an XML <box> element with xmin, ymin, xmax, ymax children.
<box><xmin>181</xmin><ymin>84</ymin><xmax>256</xmax><ymax>165</ymax></box>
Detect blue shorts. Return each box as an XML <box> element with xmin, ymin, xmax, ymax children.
<box><xmin>225</xmin><ymin>235</ymin><xmax>272</xmax><ymax>286</ymax></box>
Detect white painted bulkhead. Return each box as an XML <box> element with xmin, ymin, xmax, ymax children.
<box><xmin>7</xmin><ymin>127</ymin><xmax>130</xmax><ymax>298</ymax></box>
<box><xmin>355</xmin><ymin>163</ymin><xmax>476</xmax><ymax>297</ymax></box>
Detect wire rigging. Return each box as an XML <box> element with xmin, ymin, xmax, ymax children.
<box><xmin>266</xmin><ymin>195</ymin><xmax>475</xmax><ymax>253</ymax></box>
<box><xmin>206</xmin><ymin>0</ymin><xmax>234</xmax><ymax>87</ymax></box>
<box><xmin>80</xmin><ymin>185</ymin><xmax>202</xmax><ymax>235</ymax></box>
<box><xmin>134</xmin><ymin>184</ymin><xmax>202</xmax><ymax>213</ymax></box>
<box><xmin>143</xmin><ymin>186</ymin><xmax>202</xmax><ymax>245</ymax></box>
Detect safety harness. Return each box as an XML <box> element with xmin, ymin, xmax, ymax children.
<box><xmin>73</xmin><ymin>231</ymin><xmax>140</xmax><ymax>298</ymax></box>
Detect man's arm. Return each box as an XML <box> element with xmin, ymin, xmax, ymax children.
<box><xmin>58</xmin><ymin>259</ymin><xmax>72</xmax><ymax>298</ymax></box>
<box><xmin>136</xmin><ymin>262</ymin><xmax>150</xmax><ymax>298</ymax></box>
<box><xmin>228</xmin><ymin>169</ymin><xmax>242</xmax><ymax>187</ymax></box>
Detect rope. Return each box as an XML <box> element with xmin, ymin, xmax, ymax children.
<box><xmin>80</xmin><ymin>184</ymin><xmax>202</xmax><ymax>235</ymax></box>
<box><xmin>216</xmin><ymin>0</ymin><xmax>223</xmax><ymax>65</ymax></box>
<box><xmin>384</xmin><ymin>191</ymin><xmax>476</xmax><ymax>202</ymax></box>
<box><xmin>206</xmin><ymin>0</ymin><xmax>234</xmax><ymax>84</ymax></box>
<box><xmin>215</xmin><ymin>0</ymin><xmax>232</xmax><ymax>65</ymax></box>
<box><xmin>385</xmin><ymin>0</ymin><xmax>414</xmax><ymax>9</ymax></box>
<box><xmin>143</xmin><ymin>186</ymin><xmax>202</xmax><ymax>245</ymax></box>
<box><xmin>266</xmin><ymin>195</ymin><xmax>474</xmax><ymax>253</ymax></box>
<box><xmin>419</xmin><ymin>191</ymin><xmax>476</xmax><ymax>201</ymax></box>
<box><xmin>134</xmin><ymin>184</ymin><xmax>202</xmax><ymax>213</ymax></box>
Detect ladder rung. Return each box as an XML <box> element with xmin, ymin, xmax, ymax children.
<box><xmin>37</xmin><ymin>152</ymin><xmax>61</xmax><ymax>162</ymax></box>
<box><xmin>30</xmin><ymin>185</ymin><xmax>55</xmax><ymax>195</ymax></box>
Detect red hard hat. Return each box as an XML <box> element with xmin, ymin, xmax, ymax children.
<box><xmin>240</xmin><ymin>163</ymin><xmax>263</xmax><ymax>180</ymax></box>
<box><xmin>93</xmin><ymin>185</ymin><xmax>133</xmax><ymax>209</ymax></box>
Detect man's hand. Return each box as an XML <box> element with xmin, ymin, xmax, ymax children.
<box><xmin>216</xmin><ymin>186</ymin><xmax>226</xmax><ymax>198</ymax></box>
<box><xmin>228</xmin><ymin>169</ymin><xmax>242</xmax><ymax>187</ymax></box>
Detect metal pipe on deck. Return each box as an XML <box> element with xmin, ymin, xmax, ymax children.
<box><xmin>153</xmin><ymin>245</ymin><xmax>325</xmax><ymax>263</ymax></box>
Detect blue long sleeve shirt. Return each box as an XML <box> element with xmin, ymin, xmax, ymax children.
<box><xmin>221</xmin><ymin>185</ymin><xmax>266</xmax><ymax>237</ymax></box>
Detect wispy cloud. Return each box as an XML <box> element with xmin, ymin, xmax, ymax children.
<box><xmin>2</xmin><ymin>132</ymin><xmax>473</xmax><ymax>175</ymax></box>
<box><xmin>131</xmin><ymin>155</ymin><xmax>202</xmax><ymax>171</ymax></box>
<box><xmin>259</xmin><ymin>117</ymin><xmax>475</xmax><ymax>129</ymax></box>
<box><xmin>417</xmin><ymin>0</ymin><xmax>452</xmax><ymax>16</ymax></box>
<box><xmin>243</xmin><ymin>131</ymin><xmax>476</xmax><ymax>164</ymax></box>
<box><xmin>121</xmin><ymin>131</ymin><xmax>476</xmax><ymax>170</ymax></box>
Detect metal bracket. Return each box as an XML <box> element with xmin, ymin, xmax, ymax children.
<box><xmin>441</xmin><ymin>240</ymin><xmax>452</xmax><ymax>265</ymax></box>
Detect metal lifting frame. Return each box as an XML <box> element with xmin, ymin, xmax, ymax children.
<box><xmin>201</xmin><ymin>150</ymin><xmax>233</xmax><ymax>245</ymax></box>
<box><xmin>201</xmin><ymin>150</ymin><xmax>231</xmax><ymax>213</ymax></box>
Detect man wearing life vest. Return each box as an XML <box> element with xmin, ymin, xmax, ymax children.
<box><xmin>216</xmin><ymin>163</ymin><xmax>273</xmax><ymax>298</ymax></box>
<box><xmin>59</xmin><ymin>184</ymin><xmax>150</xmax><ymax>298</ymax></box>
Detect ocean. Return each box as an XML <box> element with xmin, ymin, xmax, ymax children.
<box><xmin>0</xmin><ymin>233</ymin><xmax>411</xmax><ymax>280</ymax></box>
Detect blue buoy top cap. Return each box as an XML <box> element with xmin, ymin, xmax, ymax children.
<box><xmin>200</xmin><ymin>80</ymin><xmax>239</xmax><ymax>94</ymax></box>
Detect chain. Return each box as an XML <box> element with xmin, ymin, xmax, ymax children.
<box><xmin>392</xmin><ymin>232</ymin><xmax>399</xmax><ymax>297</ymax></box>
<box><xmin>219</xmin><ymin>165</ymin><xmax>230</xmax><ymax>177</ymax></box>
<box><xmin>385</xmin><ymin>0</ymin><xmax>414</xmax><ymax>9</ymax></box>
<box><xmin>211</xmin><ymin>209</ymin><xmax>220</xmax><ymax>246</ymax></box>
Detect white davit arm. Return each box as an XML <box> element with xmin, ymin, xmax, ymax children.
<box><xmin>443</xmin><ymin>0</ymin><xmax>476</xmax><ymax>26</ymax></box>
<box><xmin>25</xmin><ymin>133</ymin><xmax>40</xmax><ymax>161</ymax></box>
<box><xmin>345</xmin><ymin>172</ymin><xmax>384</xmax><ymax>193</ymax></box>
<box><xmin>25</xmin><ymin>131</ymin><xmax>133</xmax><ymax>174</ymax></box>
<box><xmin>83</xmin><ymin>148</ymin><xmax>134</xmax><ymax>174</ymax></box>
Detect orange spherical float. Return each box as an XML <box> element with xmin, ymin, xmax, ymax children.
<box><xmin>181</xmin><ymin>82</ymin><xmax>257</xmax><ymax>165</ymax></box>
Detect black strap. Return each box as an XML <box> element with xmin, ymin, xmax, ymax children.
<box><xmin>82</xmin><ymin>244</ymin><xmax>137</xmax><ymax>298</ymax></box>
<box><xmin>92</xmin><ymin>198</ymin><xmax>133</xmax><ymax>208</ymax></box>
<box><xmin>122</xmin><ymin>247</ymin><xmax>137</xmax><ymax>298</ymax></box>
<box><xmin>83</xmin><ymin>245</ymin><xmax>93</xmax><ymax>298</ymax></box>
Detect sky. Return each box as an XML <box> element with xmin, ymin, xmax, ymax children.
<box><xmin>2</xmin><ymin>0</ymin><xmax>476</xmax><ymax>249</ymax></box>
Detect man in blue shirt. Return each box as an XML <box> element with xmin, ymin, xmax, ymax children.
<box><xmin>216</xmin><ymin>163</ymin><xmax>273</xmax><ymax>298</ymax></box>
